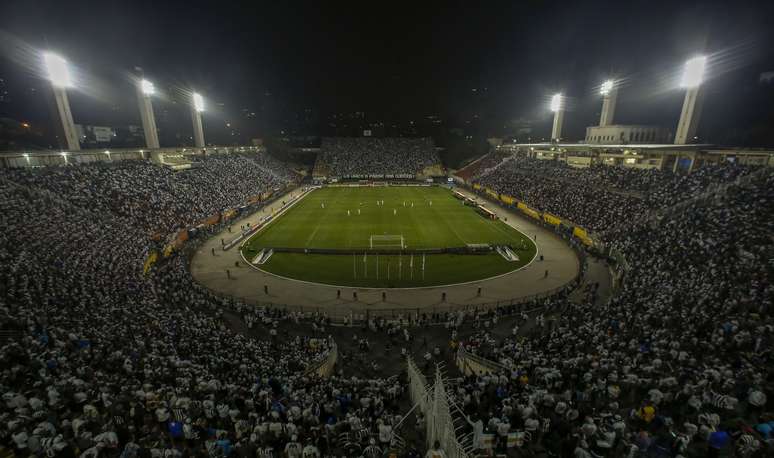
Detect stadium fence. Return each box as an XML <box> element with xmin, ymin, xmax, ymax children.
<box><xmin>407</xmin><ymin>356</ymin><xmax>474</xmax><ymax>458</ymax></box>
<box><xmin>222</xmin><ymin>280</ymin><xmax>578</xmax><ymax>325</ymax></box>
<box><xmin>304</xmin><ymin>342</ymin><xmax>338</xmax><ymax>378</ymax></box>
<box><xmin>455</xmin><ymin>346</ymin><xmax>509</xmax><ymax>376</ymax></box>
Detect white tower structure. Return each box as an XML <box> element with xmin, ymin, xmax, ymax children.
<box><xmin>674</xmin><ymin>56</ymin><xmax>706</xmax><ymax>145</ymax></box>
<box><xmin>550</xmin><ymin>93</ymin><xmax>564</xmax><ymax>142</ymax></box>
<box><xmin>599</xmin><ymin>79</ymin><xmax>617</xmax><ymax>127</ymax></box>
<box><xmin>137</xmin><ymin>79</ymin><xmax>160</xmax><ymax>149</ymax></box>
<box><xmin>191</xmin><ymin>92</ymin><xmax>205</xmax><ymax>148</ymax></box>
<box><xmin>43</xmin><ymin>52</ymin><xmax>80</xmax><ymax>151</ymax></box>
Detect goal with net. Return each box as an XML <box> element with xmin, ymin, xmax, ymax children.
<box><xmin>369</xmin><ymin>234</ymin><xmax>405</xmax><ymax>249</ymax></box>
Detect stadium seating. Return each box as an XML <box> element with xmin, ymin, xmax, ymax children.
<box><xmin>0</xmin><ymin>150</ymin><xmax>772</xmax><ymax>457</ymax></box>
<box><xmin>314</xmin><ymin>137</ymin><xmax>441</xmax><ymax>178</ymax></box>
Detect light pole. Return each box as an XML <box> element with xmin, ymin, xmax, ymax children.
<box><xmin>599</xmin><ymin>79</ymin><xmax>617</xmax><ymax>127</ymax></box>
<box><xmin>191</xmin><ymin>92</ymin><xmax>205</xmax><ymax>148</ymax></box>
<box><xmin>43</xmin><ymin>52</ymin><xmax>80</xmax><ymax>151</ymax></box>
<box><xmin>674</xmin><ymin>56</ymin><xmax>706</xmax><ymax>145</ymax></box>
<box><xmin>137</xmin><ymin>79</ymin><xmax>160</xmax><ymax>149</ymax></box>
<box><xmin>550</xmin><ymin>93</ymin><xmax>564</xmax><ymax>142</ymax></box>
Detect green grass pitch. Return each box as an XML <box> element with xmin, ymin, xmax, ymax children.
<box><xmin>241</xmin><ymin>186</ymin><xmax>536</xmax><ymax>288</ymax></box>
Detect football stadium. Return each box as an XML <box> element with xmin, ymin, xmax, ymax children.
<box><xmin>1</xmin><ymin>2</ymin><xmax>774</xmax><ymax>458</ymax></box>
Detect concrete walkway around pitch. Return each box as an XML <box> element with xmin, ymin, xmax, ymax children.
<box><xmin>190</xmin><ymin>186</ymin><xmax>581</xmax><ymax>319</ymax></box>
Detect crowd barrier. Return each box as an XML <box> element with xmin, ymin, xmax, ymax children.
<box><xmin>262</xmin><ymin>245</ymin><xmax>495</xmax><ymax>256</ymax></box>
<box><xmin>303</xmin><ymin>342</ymin><xmax>338</xmax><ymax>378</ymax></box>
<box><xmin>212</xmin><ymin>279</ymin><xmax>579</xmax><ymax>326</ymax></box>
<box><xmin>407</xmin><ymin>357</ymin><xmax>473</xmax><ymax>458</ymax></box>
<box><xmin>455</xmin><ymin>346</ymin><xmax>509</xmax><ymax>376</ymax></box>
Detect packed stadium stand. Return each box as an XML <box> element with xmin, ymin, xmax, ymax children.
<box><xmin>456</xmin><ymin>167</ymin><xmax>773</xmax><ymax>456</ymax></box>
<box><xmin>313</xmin><ymin>137</ymin><xmax>442</xmax><ymax>178</ymax></box>
<box><xmin>475</xmin><ymin>156</ymin><xmax>757</xmax><ymax>234</ymax></box>
<box><xmin>0</xmin><ymin>148</ymin><xmax>772</xmax><ymax>457</ymax></box>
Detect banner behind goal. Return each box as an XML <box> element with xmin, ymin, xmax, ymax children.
<box><xmin>370</xmin><ymin>234</ymin><xmax>405</xmax><ymax>249</ymax></box>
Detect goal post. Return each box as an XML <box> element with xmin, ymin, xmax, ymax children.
<box><xmin>369</xmin><ymin>234</ymin><xmax>405</xmax><ymax>249</ymax></box>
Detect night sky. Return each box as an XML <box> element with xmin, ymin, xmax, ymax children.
<box><xmin>1</xmin><ymin>0</ymin><xmax>773</xmax><ymax>148</ymax></box>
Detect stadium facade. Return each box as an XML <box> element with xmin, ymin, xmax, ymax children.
<box><xmin>496</xmin><ymin>142</ymin><xmax>774</xmax><ymax>172</ymax></box>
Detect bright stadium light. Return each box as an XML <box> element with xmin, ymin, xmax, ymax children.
<box><xmin>193</xmin><ymin>92</ymin><xmax>205</xmax><ymax>112</ymax></box>
<box><xmin>550</xmin><ymin>93</ymin><xmax>563</xmax><ymax>112</ymax></box>
<box><xmin>600</xmin><ymin>79</ymin><xmax>614</xmax><ymax>96</ymax></box>
<box><xmin>43</xmin><ymin>52</ymin><xmax>72</xmax><ymax>87</ymax></box>
<box><xmin>680</xmin><ymin>56</ymin><xmax>706</xmax><ymax>88</ymax></box>
<box><xmin>140</xmin><ymin>79</ymin><xmax>155</xmax><ymax>95</ymax></box>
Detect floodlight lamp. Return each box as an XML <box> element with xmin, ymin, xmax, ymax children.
<box><xmin>193</xmin><ymin>92</ymin><xmax>204</xmax><ymax>112</ymax></box>
<box><xmin>140</xmin><ymin>79</ymin><xmax>155</xmax><ymax>95</ymax></box>
<box><xmin>680</xmin><ymin>56</ymin><xmax>706</xmax><ymax>88</ymax></box>
<box><xmin>43</xmin><ymin>52</ymin><xmax>72</xmax><ymax>87</ymax></box>
<box><xmin>600</xmin><ymin>80</ymin><xmax>614</xmax><ymax>96</ymax></box>
<box><xmin>550</xmin><ymin>93</ymin><xmax>563</xmax><ymax>112</ymax></box>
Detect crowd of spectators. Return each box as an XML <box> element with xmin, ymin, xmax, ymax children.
<box><xmin>0</xmin><ymin>155</ymin><xmax>412</xmax><ymax>457</ymax></box>
<box><xmin>316</xmin><ymin>138</ymin><xmax>440</xmax><ymax>178</ymax></box>
<box><xmin>454</xmin><ymin>169</ymin><xmax>773</xmax><ymax>456</ymax></box>
<box><xmin>0</xmin><ymin>149</ymin><xmax>772</xmax><ymax>457</ymax></box>
<box><xmin>4</xmin><ymin>153</ymin><xmax>296</xmax><ymax>237</ymax></box>
<box><xmin>475</xmin><ymin>156</ymin><xmax>755</xmax><ymax>234</ymax></box>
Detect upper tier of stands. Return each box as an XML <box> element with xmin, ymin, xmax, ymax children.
<box><xmin>314</xmin><ymin>137</ymin><xmax>441</xmax><ymax>178</ymax></box>
<box><xmin>475</xmin><ymin>156</ymin><xmax>757</xmax><ymax>236</ymax></box>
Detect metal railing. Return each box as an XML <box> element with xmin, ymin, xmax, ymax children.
<box><xmin>304</xmin><ymin>342</ymin><xmax>338</xmax><ymax>378</ymax></box>
<box><xmin>455</xmin><ymin>346</ymin><xmax>509</xmax><ymax>376</ymax></box>
<box><xmin>210</xmin><ymin>279</ymin><xmax>579</xmax><ymax>325</ymax></box>
<box><xmin>407</xmin><ymin>357</ymin><xmax>473</xmax><ymax>458</ymax></box>
<box><xmin>407</xmin><ymin>356</ymin><xmax>430</xmax><ymax>416</ymax></box>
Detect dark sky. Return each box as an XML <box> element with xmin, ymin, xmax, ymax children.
<box><xmin>1</xmin><ymin>0</ymin><xmax>773</xmax><ymax>146</ymax></box>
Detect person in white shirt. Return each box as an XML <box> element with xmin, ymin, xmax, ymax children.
<box><xmin>471</xmin><ymin>417</ymin><xmax>484</xmax><ymax>450</ymax></box>
<box><xmin>425</xmin><ymin>441</ymin><xmax>446</xmax><ymax>458</ymax></box>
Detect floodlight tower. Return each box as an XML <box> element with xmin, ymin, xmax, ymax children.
<box><xmin>674</xmin><ymin>56</ymin><xmax>706</xmax><ymax>144</ymax></box>
<box><xmin>599</xmin><ymin>79</ymin><xmax>617</xmax><ymax>127</ymax></box>
<box><xmin>550</xmin><ymin>93</ymin><xmax>564</xmax><ymax>142</ymax></box>
<box><xmin>43</xmin><ymin>52</ymin><xmax>80</xmax><ymax>151</ymax></box>
<box><xmin>191</xmin><ymin>92</ymin><xmax>205</xmax><ymax>148</ymax></box>
<box><xmin>137</xmin><ymin>79</ymin><xmax>160</xmax><ymax>149</ymax></box>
